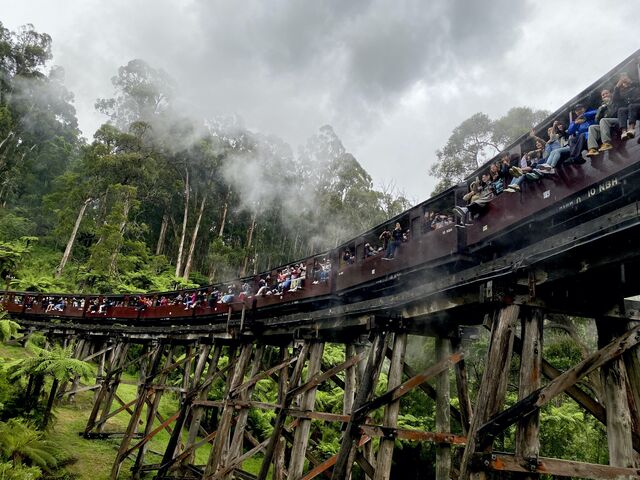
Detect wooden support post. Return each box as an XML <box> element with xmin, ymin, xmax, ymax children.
<box><xmin>344</xmin><ymin>343</ymin><xmax>357</xmax><ymax>416</ymax></box>
<box><xmin>459</xmin><ymin>305</ymin><xmax>519</xmax><ymax>480</ymax></box>
<box><xmin>373</xmin><ymin>332</ymin><xmax>407</xmax><ymax>480</ymax></box>
<box><xmin>258</xmin><ymin>342</ymin><xmax>311</xmax><ymax>480</ymax></box>
<box><xmin>624</xmin><ymin>321</ymin><xmax>640</xmax><ymax>438</ymax></box>
<box><xmin>85</xmin><ymin>342</ymin><xmax>130</xmax><ymax>435</ymax></box>
<box><xmin>597</xmin><ymin>320</ymin><xmax>636</xmax><ymax>471</ymax></box>
<box><xmin>110</xmin><ymin>343</ymin><xmax>164</xmax><ymax>480</ymax></box>
<box><xmin>60</xmin><ymin>338</ymin><xmax>87</xmax><ymax>402</ymax></box>
<box><xmin>435</xmin><ymin>336</ymin><xmax>451</xmax><ymax>480</ymax></box>
<box><xmin>224</xmin><ymin>345</ymin><xmax>266</xmax><ymax>479</ymax></box>
<box><xmin>516</xmin><ymin>309</ymin><xmax>542</xmax><ymax>479</ymax></box>
<box><xmin>132</xmin><ymin>344</ymin><xmax>176</xmax><ymax>479</ymax></box>
<box><xmin>355</xmin><ymin>339</ymin><xmax>375</xmax><ymax>473</ymax></box>
<box><xmin>156</xmin><ymin>343</ymin><xmax>212</xmax><ymax>479</ymax></box>
<box><xmin>98</xmin><ymin>343</ymin><xmax>130</xmax><ymax>434</ymax></box>
<box><xmin>289</xmin><ymin>341</ymin><xmax>325</xmax><ymax>479</ymax></box>
<box><xmin>184</xmin><ymin>343</ymin><xmax>223</xmax><ymax>465</ymax></box>
<box><xmin>477</xmin><ymin>321</ymin><xmax>640</xmax><ymax>446</ymax></box>
<box><xmin>332</xmin><ymin>331</ymin><xmax>388</xmax><ymax>480</ymax></box>
<box><xmin>451</xmin><ymin>335</ymin><xmax>473</xmax><ymax>436</ymax></box>
<box><xmin>206</xmin><ymin>343</ymin><xmax>254</xmax><ymax>477</ymax></box>
<box><xmin>273</xmin><ymin>345</ymin><xmax>290</xmax><ymax>480</ymax></box>
<box><xmin>95</xmin><ymin>342</ymin><xmax>107</xmax><ymax>403</ymax></box>
<box><xmin>134</xmin><ymin>344</ymin><xmax>150</xmax><ymax>435</ymax></box>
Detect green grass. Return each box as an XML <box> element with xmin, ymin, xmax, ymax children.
<box><xmin>47</xmin><ymin>373</ymin><xmax>214</xmax><ymax>479</ymax></box>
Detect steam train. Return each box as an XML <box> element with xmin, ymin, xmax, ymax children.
<box><xmin>3</xmin><ymin>50</ymin><xmax>640</xmax><ymax>329</ymax></box>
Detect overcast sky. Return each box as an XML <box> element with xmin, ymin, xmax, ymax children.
<box><xmin>2</xmin><ymin>1</ymin><xmax>638</xmax><ymax>201</ymax></box>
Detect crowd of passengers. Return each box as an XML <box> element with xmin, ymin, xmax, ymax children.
<box><xmin>341</xmin><ymin>211</ymin><xmax>453</xmax><ymax>264</ymax></box>
<box><xmin>454</xmin><ymin>71</ymin><xmax>640</xmax><ymax>224</ymax></box>
<box><xmin>7</xmin><ymin>259</ymin><xmax>333</xmax><ymax>314</ymax></box>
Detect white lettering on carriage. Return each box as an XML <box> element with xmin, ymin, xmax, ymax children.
<box><xmin>559</xmin><ymin>177</ymin><xmax>619</xmax><ymax>211</ymax></box>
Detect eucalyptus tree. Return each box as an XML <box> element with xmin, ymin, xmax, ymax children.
<box><xmin>95</xmin><ymin>58</ymin><xmax>175</xmax><ymax>131</ymax></box>
<box><xmin>429</xmin><ymin>107</ymin><xmax>549</xmax><ymax>195</ymax></box>
<box><xmin>80</xmin><ymin>123</ymin><xmax>160</xmax><ymax>286</ymax></box>
<box><xmin>0</xmin><ymin>23</ymin><xmax>80</xmax><ymax>210</ymax></box>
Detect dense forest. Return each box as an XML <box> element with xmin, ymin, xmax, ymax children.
<box><xmin>0</xmin><ymin>22</ymin><xmax>414</xmax><ymax>294</ymax></box>
<box><xmin>0</xmin><ymin>22</ymin><xmax>612</xmax><ymax>480</ymax></box>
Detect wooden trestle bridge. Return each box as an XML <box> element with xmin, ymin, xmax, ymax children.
<box><xmin>7</xmin><ymin>201</ymin><xmax>640</xmax><ymax>480</ymax></box>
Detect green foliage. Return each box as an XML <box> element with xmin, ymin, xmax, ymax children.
<box><xmin>0</xmin><ymin>418</ymin><xmax>58</xmax><ymax>471</ymax></box>
<box><xmin>0</xmin><ymin>312</ymin><xmax>20</xmax><ymax>343</ymax></box>
<box><xmin>10</xmin><ymin>344</ymin><xmax>92</xmax><ymax>384</ymax></box>
<box><xmin>0</xmin><ymin>461</ymin><xmax>42</xmax><ymax>480</ymax></box>
<box><xmin>540</xmin><ymin>401</ymin><xmax>607</xmax><ymax>463</ymax></box>
<box><xmin>0</xmin><ymin>213</ymin><xmax>36</xmax><ymax>241</ymax></box>
<box><xmin>0</xmin><ymin>237</ymin><xmax>36</xmax><ymax>279</ymax></box>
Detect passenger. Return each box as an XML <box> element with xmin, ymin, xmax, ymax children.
<box><xmin>498</xmin><ymin>152</ymin><xmax>518</xmax><ymax>182</ymax></box>
<box><xmin>453</xmin><ymin>172</ymin><xmax>495</xmax><ymax>223</ymax></box>
<box><xmin>281</xmin><ymin>268</ymin><xmax>292</xmax><ymax>292</ymax></box>
<box><xmin>379</xmin><ymin>228</ymin><xmax>391</xmax><ymax>253</ymax></box>
<box><xmin>208</xmin><ymin>288</ymin><xmax>220</xmax><ymax>306</ymax></box>
<box><xmin>256</xmin><ymin>278</ymin><xmax>269</xmax><ymax>296</ymax></box>
<box><xmin>184</xmin><ymin>291</ymin><xmax>197</xmax><ymax>309</ymax></box>
<box><xmin>343</xmin><ymin>250</ymin><xmax>354</xmax><ymax>265</ymax></box>
<box><xmin>566</xmin><ymin>103</ymin><xmax>597</xmax><ymax>163</ymax></box>
<box><xmin>364</xmin><ymin>242</ymin><xmax>376</xmax><ymax>258</ymax></box>
<box><xmin>489</xmin><ymin>163</ymin><xmax>505</xmax><ymax>195</ymax></box>
<box><xmin>537</xmin><ymin>121</ymin><xmax>571</xmax><ymax>171</ymax></box>
<box><xmin>383</xmin><ymin>222</ymin><xmax>403</xmax><ymax>259</ymax></box>
<box><xmin>320</xmin><ymin>259</ymin><xmax>331</xmax><ymax>283</ymax></box>
<box><xmin>613</xmin><ymin>72</ymin><xmax>640</xmax><ymax>141</ymax></box>
<box><xmin>159</xmin><ymin>296</ymin><xmax>168</xmax><ymax>306</ymax></box>
<box><xmin>58</xmin><ymin>297</ymin><xmax>66</xmax><ymax>311</ymax></box>
<box><xmin>45</xmin><ymin>298</ymin><xmax>59</xmax><ymax>313</ymax></box>
<box><xmin>586</xmin><ymin>89</ymin><xmax>620</xmax><ymax>157</ymax></box>
<box><xmin>312</xmin><ymin>260</ymin><xmax>323</xmax><ymax>284</ymax></box>
<box><xmin>431</xmin><ymin>214</ymin><xmax>448</xmax><ymax>230</ymax></box>
<box><xmin>505</xmin><ymin>143</ymin><xmax>546</xmax><ymax>192</ymax></box>
<box><xmin>98</xmin><ymin>300</ymin><xmax>107</xmax><ymax>314</ymax></box>
<box><xmin>290</xmin><ymin>264</ymin><xmax>305</xmax><ymax>291</ymax></box>
<box><xmin>220</xmin><ymin>286</ymin><xmax>235</xmax><ymax>304</ymax></box>
<box><xmin>422</xmin><ymin>211</ymin><xmax>435</xmax><ymax>233</ymax></box>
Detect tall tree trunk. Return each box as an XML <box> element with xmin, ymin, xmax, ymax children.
<box><xmin>29</xmin><ymin>374</ymin><xmax>45</xmax><ymax>410</ymax></box>
<box><xmin>42</xmin><ymin>378</ymin><xmax>59</xmax><ymax>429</ymax></box>
<box><xmin>56</xmin><ymin>197</ymin><xmax>91</xmax><ymax>278</ymax></box>
<box><xmin>183</xmin><ymin>195</ymin><xmax>206</xmax><ymax>280</ymax></box>
<box><xmin>175</xmin><ymin>168</ymin><xmax>190</xmax><ymax>277</ymax></box>
<box><xmin>155</xmin><ymin>213</ymin><xmax>169</xmax><ymax>256</ymax></box>
<box><xmin>291</xmin><ymin>232</ymin><xmax>299</xmax><ymax>259</ymax></box>
<box><xmin>218</xmin><ymin>188</ymin><xmax>230</xmax><ymax>238</ymax></box>
<box><xmin>241</xmin><ymin>212</ymin><xmax>257</xmax><ymax>277</ymax></box>
<box><xmin>253</xmin><ymin>247</ymin><xmax>258</xmax><ymax>275</ymax></box>
<box><xmin>108</xmin><ymin>193</ymin><xmax>131</xmax><ymax>277</ymax></box>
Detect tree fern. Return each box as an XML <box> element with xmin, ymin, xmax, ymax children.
<box><xmin>0</xmin><ymin>308</ymin><xmax>20</xmax><ymax>343</ymax></box>
<box><xmin>0</xmin><ymin>419</ymin><xmax>58</xmax><ymax>471</ymax></box>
